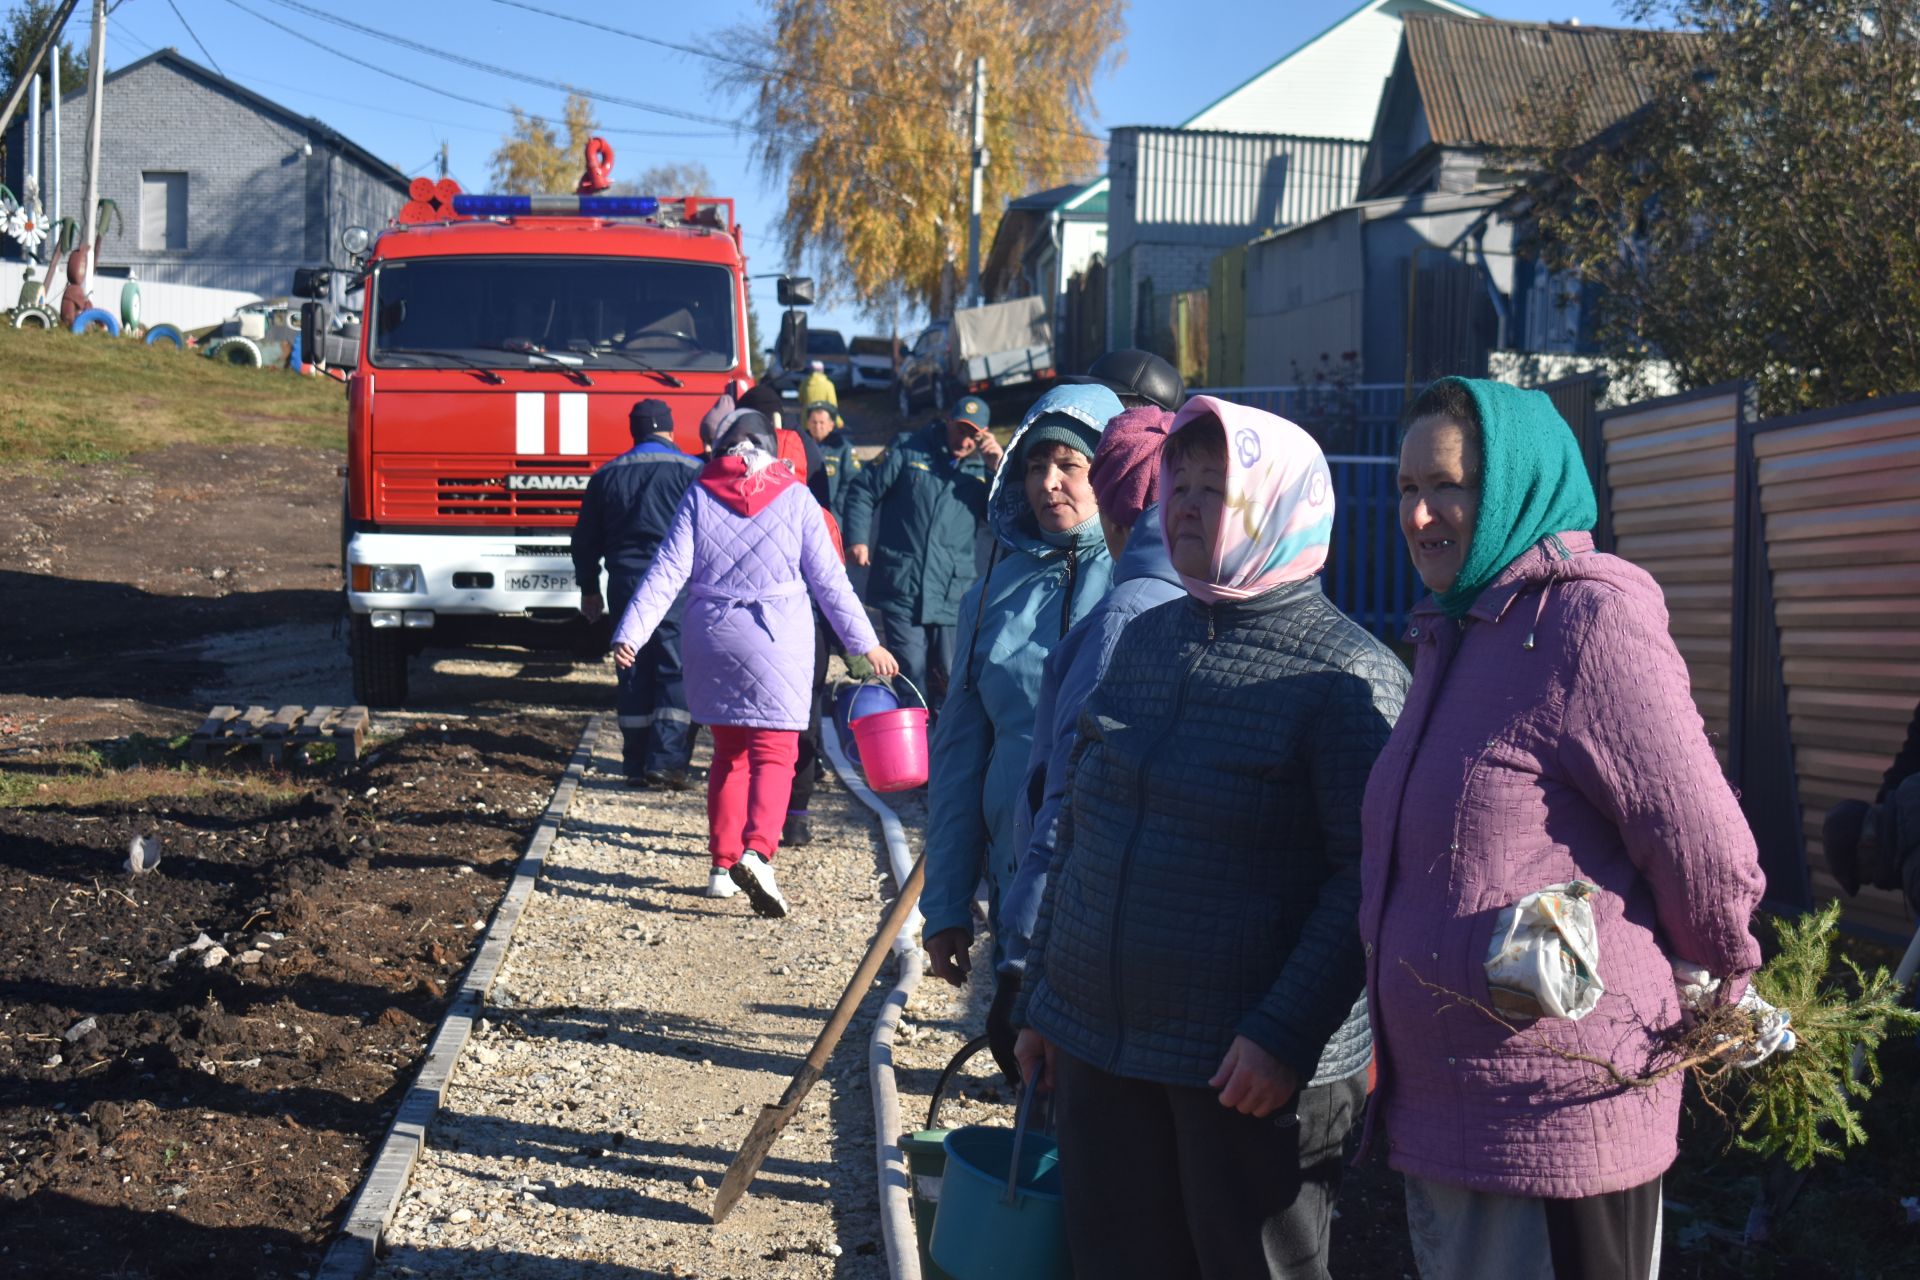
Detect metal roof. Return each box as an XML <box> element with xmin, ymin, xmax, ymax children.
<box><xmin>1008</xmin><ymin>180</ymin><xmax>1107</xmax><ymax>217</ymax></box>
<box><xmin>1401</xmin><ymin>13</ymin><xmax>1677</xmax><ymax>149</ymax></box>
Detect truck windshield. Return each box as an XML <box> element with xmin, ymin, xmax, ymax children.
<box><xmin>368</xmin><ymin>256</ymin><xmax>736</xmax><ymax>371</ymax></box>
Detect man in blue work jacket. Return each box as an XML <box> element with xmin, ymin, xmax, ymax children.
<box><xmin>573</xmin><ymin>399</ymin><xmax>701</xmax><ymax>787</ymax></box>
<box><xmin>843</xmin><ymin>397</ymin><xmax>1003</xmax><ymax>704</ymax></box>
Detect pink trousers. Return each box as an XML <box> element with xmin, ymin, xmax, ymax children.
<box><xmin>706</xmin><ymin>725</ymin><xmax>800</xmax><ymax>869</ymax></box>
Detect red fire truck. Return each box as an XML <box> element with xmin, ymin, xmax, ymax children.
<box><xmin>330</xmin><ymin>183</ymin><xmax>793</xmax><ymax>706</ymax></box>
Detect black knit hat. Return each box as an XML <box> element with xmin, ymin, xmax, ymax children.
<box><xmin>738</xmin><ymin>382</ymin><xmax>785</xmax><ymax>421</ymax></box>
<box><xmin>628</xmin><ymin>398</ymin><xmax>674</xmax><ymax>439</ymax></box>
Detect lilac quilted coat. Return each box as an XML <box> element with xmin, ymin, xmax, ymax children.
<box><xmin>612</xmin><ymin>468</ymin><xmax>877</xmax><ymax>732</ymax></box>
<box><xmin>1358</xmin><ymin>533</ymin><xmax>1765</xmax><ymax>1198</ymax></box>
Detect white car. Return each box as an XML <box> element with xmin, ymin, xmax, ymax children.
<box><xmin>848</xmin><ymin>336</ymin><xmax>898</xmax><ymax>391</ymax></box>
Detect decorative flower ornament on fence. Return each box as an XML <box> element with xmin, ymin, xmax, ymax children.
<box><xmin>5</xmin><ymin>204</ymin><xmax>47</xmax><ymax>252</ymax></box>
<box><xmin>0</xmin><ymin>185</ymin><xmax>48</xmax><ymax>253</ymax></box>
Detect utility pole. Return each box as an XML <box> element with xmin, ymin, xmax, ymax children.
<box><xmin>963</xmin><ymin>55</ymin><xmax>987</xmax><ymax>309</ymax></box>
<box><xmin>439</xmin><ymin>141</ymin><xmax>449</xmax><ymax>181</ymax></box>
<box><xmin>50</xmin><ymin>49</ymin><xmax>63</xmax><ymax>256</ymax></box>
<box><xmin>0</xmin><ymin>0</ymin><xmax>81</xmax><ymax>142</ymax></box>
<box><xmin>79</xmin><ymin>0</ymin><xmax>107</xmax><ymax>296</ymax></box>
<box><xmin>27</xmin><ymin>73</ymin><xmax>42</xmax><ymax>219</ymax></box>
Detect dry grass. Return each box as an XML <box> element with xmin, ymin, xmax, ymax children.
<box><xmin>0</xmin><ymin>323</ymin><xmax>345</xmax><ymax>466</ymax></box>
<box><xmin>0</xmin><ymin>738</ymin><xmax>306</xmax><ymax>809</ymax></box>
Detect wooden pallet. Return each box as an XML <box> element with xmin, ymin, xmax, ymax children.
<box><xmin>189</xmin><ymin>704</ymin><xmax>370</xmax><ymax>766</ymax></box>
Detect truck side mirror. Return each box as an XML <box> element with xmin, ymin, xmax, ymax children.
<box><xmin>777</xmin><ymin>309</ymin><xmax>808</xmax><ymax>374</ymax></box>
<box><xmin>776</xmin><ymin>276</ymin><xmax>815</xmax><ymax>307</ymax></box>
<box><xmin>301</xmin><ymin>302</ymin><xmax>328</xmax><ymax>367</ymax></box>
<box><xmin>292</xmin><ymin>267</ymin><xmax>332</xmax><ymax>299</ymax></box>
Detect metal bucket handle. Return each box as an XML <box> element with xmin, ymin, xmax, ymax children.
<box><xmin>1002</xmin><ymin>1068</ymin><xmax>1044</xmax><ymax>1206</ymax></box>
<box><xmin>926</xmin><ymin>1034</ymin><xmax>991</xmax><ymax>1131</ymax></box>
<box><xmin>857</xmin><ymin>674</ymin><xmax>928</xmax><ymax>713</ymax></box>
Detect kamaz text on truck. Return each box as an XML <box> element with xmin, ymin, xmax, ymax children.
<box><xmin>325</xmin><ymin>181</ymin><xmax>789</xmax><ymax>707</ymax></box>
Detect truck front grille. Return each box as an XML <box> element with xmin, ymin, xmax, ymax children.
<box><xmin>375</xmin><ymin>467</ymin><xmax>583</xmax><ymax>523</ymax></box>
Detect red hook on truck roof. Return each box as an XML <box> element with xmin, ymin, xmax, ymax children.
<box><xmin>576</xmin><ymin>137</ymin><xmax>614</xmax><ymax>194</ymax></box>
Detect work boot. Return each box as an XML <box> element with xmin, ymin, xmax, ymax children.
<box><xmin>623</xmin><ymin>775</ymin><xmax>650</xmax><ymax>790</ymax></box>
<box><xmin>782</xmin><ymin>811</ymin><xmax>813</xmax><ymax>847</ymax></box>
<box><xmin>644</xmin><ymin>768</ymin><xmax>690</xmax><ymax>792</ymax></box>
<box><xmin>730</xmin><ymin>852</ymin><xmax>789</xmax><ymax>919</ymax></box>
<box><xmin>705</xmin><ymin>868</ymin><xmax>740</xmax><ymax>899</ymax></box>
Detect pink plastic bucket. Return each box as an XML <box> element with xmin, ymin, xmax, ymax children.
<box><xmin>849</xmin><ymin>679</ymin><xmax>930</xmax><ymax>792</ymax></box>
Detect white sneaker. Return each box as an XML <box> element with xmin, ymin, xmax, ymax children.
<box><xmin>705</xmin><ymin>869</ymin><xmax>740</xmax><ymax>899</ymax></box>
<box><xmin>729</xmin><ymin>852</ymin><xmax>789</xmax><ymax>919</ymax></box>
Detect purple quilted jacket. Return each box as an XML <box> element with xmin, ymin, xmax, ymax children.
<box><xmin>1358</xmin><ymin>532</ymin><xmax>1764</xmax><ymax>1199</ymax></box>
<box><xmin>612</xmin><ymin>463</ymin><xmax>876</xmax><ymax>731</ymax></box>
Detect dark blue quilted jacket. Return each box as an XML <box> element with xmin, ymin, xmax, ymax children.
<box><xmin>571</xmin><ymin>439</ymin><xmax>701</xmax><ymax>590</ymax></box>
<box><xmin>1020</xmin><ymin>577</ymin><xmax>1409</xmax><ymax>1087</ymax></box>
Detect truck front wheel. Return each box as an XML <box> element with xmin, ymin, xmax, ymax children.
<box><xmin>351</xmin><ymin>615</ymin><xmax>410</xmax><ymax>707</ymax></box>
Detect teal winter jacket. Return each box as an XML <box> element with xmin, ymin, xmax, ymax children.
<box><xmin>920</xmin><ymin>385</ymin><xmax>1122</xmax><ymax>952</ymax></box>
<box><xmin>842</xmin><ymin>422</ymin><xmax>991</xmax><ymax>626</ymax></box>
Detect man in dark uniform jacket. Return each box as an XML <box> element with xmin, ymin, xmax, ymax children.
<box><xmin>573</xmin><ymin>399</ymin><xmax>702</xmax><ymax>787</ymax></box>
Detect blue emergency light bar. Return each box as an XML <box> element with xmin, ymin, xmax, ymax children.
<box><xmin>450</xmin><ymin>194</ymin><xmax>661</xmax><ymax>218</ymax></box>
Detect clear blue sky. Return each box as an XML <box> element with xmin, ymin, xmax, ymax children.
<box><xmin>76</xmin><ymin>0</ymin><xmax>1629</xmax><ymax>344</ymax></box>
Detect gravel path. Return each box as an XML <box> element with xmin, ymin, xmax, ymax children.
<box><xmin>372</xmin><ymin>708</ymin><xmax>924</xmax><ymax>1279</ymax></box>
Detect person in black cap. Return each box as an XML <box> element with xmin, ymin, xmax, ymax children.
<box><xmin>843</xmin><ymin>394</ymin><xmax>1004</xmax><ymax>704</ymax></box>
<box><xmin>1059</xmin><ymin>347</ymin><xmax>1186</xmax><ymax>412</ymax></box>
<box><xmin>573</xmin><ymin>399</ymin><xmax>703</xmax><ymax>787</ymax></box>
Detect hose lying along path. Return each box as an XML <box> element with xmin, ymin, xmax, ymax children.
<box><xmin>821</xmin><ymin>719</ymin><xmax>925</xmax><ymax>1280</ymax></box>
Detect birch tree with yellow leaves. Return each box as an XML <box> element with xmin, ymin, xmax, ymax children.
<box><xmin>712</xmin><ymin>0</ymin><xmax>1124</xmax><ymax>313</ymax></box>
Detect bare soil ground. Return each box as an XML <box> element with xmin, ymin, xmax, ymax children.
<box><xmin>0</xmin><ymin>713</ymin><xmax>580</xmax><ymax>1279</ymax></box>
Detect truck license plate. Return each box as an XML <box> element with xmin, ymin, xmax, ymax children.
<box><xmin>506</xmin><ymin>572</ymin><xmax>575</xmax><ymax>592</ymax></box>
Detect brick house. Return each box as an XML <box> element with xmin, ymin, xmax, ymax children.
<box><xmin>2</xmin><ymin>47</ymin><xmax>407</xmax><ymax>298</ymax></box>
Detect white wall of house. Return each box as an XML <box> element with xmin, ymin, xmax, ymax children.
<box><xmin>1055</xmin><ymin>218</ymin><xmax>1106</xmax><ymax>314</ymax></box>
<box><xmin>1181</xmin><ymin>0</ymin><xmax>1480</xmax><ymax>141</ymax></box>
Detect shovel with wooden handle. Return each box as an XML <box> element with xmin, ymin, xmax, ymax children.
<box><xmin>711</xmin><ymin>854</ymin><xmax>926</xmax><ymax>1223</ymax></box>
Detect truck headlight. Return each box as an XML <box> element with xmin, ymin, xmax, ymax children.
<box><xmin>371</xmin><ymin>566</ymin><xmax>418</xmax><ymax>592</ymax></box>
<box><xmin>352</xmin><ymin>564</ymin><xmax>421</xmax><ymax>593</ymax></box>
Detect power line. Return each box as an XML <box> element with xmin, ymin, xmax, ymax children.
<box><xmin>260</xmin><ymin>0</ymin><xmax>749</xmax><ymax>130</ymax></box>
<box><xmin>214</xmin><ymin>0</ymin><xmax>730</xmax><ymax>139</ymax></box>
<box><xmin>481</xmin><ymin>0</ymin><xmax>1110</xmax><ymax>148</ymax></box>
<box><xmin>166</xmin><ymin>0</ymin><xmax>224</xmax><ymax>76</ymax></box>
<box><xmin>220</xmin><ymin>0</ymin><xmax>1023</xmax><ymax>171</ymax></box>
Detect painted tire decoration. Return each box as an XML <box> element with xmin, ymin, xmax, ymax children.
<box><xmin>8</xmin><ymin>305</ymin><xmax>57</xmax><ymax>330</ymax></box>
<box><xmin>71</xmin><ymin>308</ymin><xmax>122</xmax><ymax>336</ymax></box>
<box><xmin>144</xmin><ymin>323</ymin><xmax>185</xmax><ymax>349</ymax></box>
<box><xmin>213</xmin><ymin>335</ymin><xmax>263</xmax><ymax>367</ymax></box>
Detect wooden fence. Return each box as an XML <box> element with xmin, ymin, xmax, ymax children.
<box><xmin>1591</xmin><ymin>384</ymin><xmax>1920</xmax><ymax>936</ymax></box>
<box><xmin>1748</xmin><ymin>395</ymin><xmax>1920</xmax><ymax>937</ymax></box>
<box><xmin>1598</xmin><ymin>385</ymin><xmax>1744</xmax><ymax>768</ymax></box>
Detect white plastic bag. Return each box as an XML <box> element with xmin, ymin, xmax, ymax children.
<box><xmin>1484</xmin><ymin>881</ymin><xmax>1606</xmax><ymax>1021</ymax></box>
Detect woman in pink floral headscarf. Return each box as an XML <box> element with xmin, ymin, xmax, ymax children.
<box><xmin>1013</xmin><ymin>397</ymin><xmax>1410</xmax><ymax>1280</ymax></box>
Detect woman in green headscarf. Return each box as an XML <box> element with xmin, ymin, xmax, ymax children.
<box><xmin>1356</xmin><ymin>378</ymin><xmax>1772</xmax><ymax>1280</ymax></box>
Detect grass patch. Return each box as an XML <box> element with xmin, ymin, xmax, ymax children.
<box><xmin>0</xmin><ymin>324</ymin><xmax>346</xmax><ymax>466</ymax></box>
<box><xmin>0</xmin><ymin>735</ymin><xmax>308</xmax><ymax>809</ymax></box>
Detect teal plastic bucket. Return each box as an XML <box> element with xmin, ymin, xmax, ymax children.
<box><xmin>928</xmin><ymin>1123</ymin><xmax>1070</xmax><ymax>1279</ymax></box>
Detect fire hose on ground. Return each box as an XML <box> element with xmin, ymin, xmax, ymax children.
<box><xmin>819</xmin><ymin>712</ymin><xmax>926</xmax><ymax>1280</ymax></box>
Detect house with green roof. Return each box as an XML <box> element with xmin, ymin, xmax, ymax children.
<box><xmin>979</xmin><ymin>179</ymin><xmax>1108</xmax><ymax>372</ymax></box>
